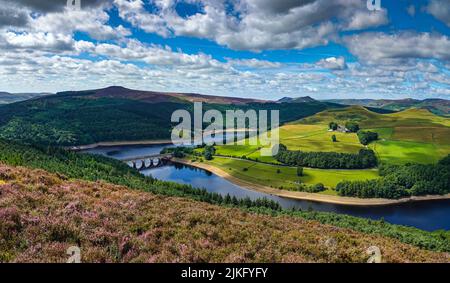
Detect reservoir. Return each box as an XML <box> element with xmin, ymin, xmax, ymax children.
<box><xmin>83</xmin><ymin>144</ymin><xmax>450</xmax><ymax>231</ymax></box>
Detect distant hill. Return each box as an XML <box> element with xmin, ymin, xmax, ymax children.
<box><xmin>278</xmin><ymin>96</ymin><xmax>392</xmax><ymax>113</ymax></box>
<box><xmin>298</xmin><ymin>105</ymin><xmax>449</xmax><ymax>128</ymax></box>
<box><xmin>325</xmin><ymin>98</ymin><xmax>450</xmax><ymax>116</ymax></box>
<box><xmin>0</xmin><ymin>91</ymin><xmax>50</xmax><ymax>104</ymax></box>
<box><xmin>0</xmin><ymin>86</ymin><xmax>343</xmax><ymax>146</ymax></box>
<box><xmin>278</xmin><ymin>96</ymin><xmax>316</xmax><ymax>103</ymax></box>
<box><xmin>58</xmin><ymin>86</ymin><xmax>265</xmax><ymax>105</ymax></box>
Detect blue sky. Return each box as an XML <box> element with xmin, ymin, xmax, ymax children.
<box><xmin>1</xmin><ymin>0</ymin><xmax>450</xmax><ymax>100</ymax></box>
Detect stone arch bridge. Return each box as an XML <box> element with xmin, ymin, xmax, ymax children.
<box><xmin>122</xmin><ymin>153</ymin><xmax>173</xmax><ymax>170</ymax></box>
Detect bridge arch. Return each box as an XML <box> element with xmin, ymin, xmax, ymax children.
<box><xmin>123</xmin><ymin>153</ymin><xmax>173</xmax><ymax>170</ymax></box>
<box><xmin>135</xmin><ymin>160</ymin><xmax>143</xmax><ymax>170</ymax></box>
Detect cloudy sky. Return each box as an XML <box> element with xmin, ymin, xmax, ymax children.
<box><xmin>1</xmin><ymin>0</ymin><xmax>450</xmax><ymax>100</ymax></box>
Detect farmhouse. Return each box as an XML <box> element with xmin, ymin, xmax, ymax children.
<box><xmin>337</xmin><ymin>125</ymin><xmax>350</xmax><ymax>133</ymax></box>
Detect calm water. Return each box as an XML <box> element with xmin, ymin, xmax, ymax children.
<box><xmin>82</xmin><ymin>132</ymin><xmax>247</xmax><ymax>160</ymax></box>
<box><xmin>84</xmin><ymin>145</ymin><xmax>450</xmax><ymax>231</ymax></box>
<box><xmin>82</xmin><ymin>144</ymin><xmax>175</xmax><ymax>160</ymax></box>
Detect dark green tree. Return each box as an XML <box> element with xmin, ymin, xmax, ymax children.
<box><xmin>357</xmin><ymin>131</ymin><xmax>378</xmax><ymax>145</ymax></box>
<box><xmin>345</xmin><ymin>122</ymin><xmax>360</xmax><ymax>133</ymax></box>
<box><xmin>297</xmin><ymin>166</ymin><xmax>304</xmax><ymax>176</ymax></box>
<box><xmin>313</xmin><ymin>183</ymin><xmax>326</xmax><ymax>192</ymax></box>
<box><xmin>203</xmin><ymin>145</ymin><xmax>215</xmax><ymax>160</ymax></box>
<box><xmin>329</xmin><ymin>122</ymin><xmax>338</xmax><ymax>131</ymax></box>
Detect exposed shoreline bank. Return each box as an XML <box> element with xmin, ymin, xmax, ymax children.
<box><xmin>66</xmin><ymin>129</ymin><xmax>256</xmax><ymax>151</ymax></box>
<box><xmin>67</xmin><ymin>140</ymin><xmax>173</xmax><ymax>151</ymax></box>
<box><xmin>172</xmin><ymin>158</ymin><xmax>450</xmax><ymax>206</ymax></box>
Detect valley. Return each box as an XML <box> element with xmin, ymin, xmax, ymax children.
<box><xmin>0</xmin><ymin>86</ymin><xmax>449</xmax><ymax>263</ymax></box>
<box><xmin>192</xmin><ymin>106</ymin><xmax>449</xmax><ymax>198</ymax></box>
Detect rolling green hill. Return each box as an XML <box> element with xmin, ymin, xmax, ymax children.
<box><xmin>206</xmin><ymin>106</ymin><xmax>450</xmax><ymax>197</ymax></box>
<box><xmin>215</xmin><ymin>106</ymin><xmax>450</xmax><ymax>165</ymax></box>
<box><xmin>295</xmin><ymin>106</ymin><xmax>450</xmax><ymax>164</ymax></box>
<box><xmin>325</xmin><ymin>98</ymin><xmax>450</xmax><ymax>117</ymax></box>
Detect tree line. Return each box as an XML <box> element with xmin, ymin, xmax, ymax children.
<box><xmin>336</xmin><ymin>156</ymin><xmax>450</xmax><ymax>198</ymax></box>
<box><xmin>275</xmin><ymin>144</ymin><xmax>378</xmax><ymax>169</ymax></box>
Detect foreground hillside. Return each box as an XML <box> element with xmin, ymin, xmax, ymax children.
<box><xmin>0</xmin><ymin>164</ymin><xmax>448</xmax><ymax>263</ymax></box>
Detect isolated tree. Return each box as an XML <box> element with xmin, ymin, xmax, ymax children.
<box><xmin>204</xmin><ymin>151</ymin><xmax>213</xmax><ymax>160</ymax></box>
<box><xmin>329</xmin><ymin>122</ymin><xmax>338</xmax><ymax>131</ymax></box>
<box><xmin>332</xmin><ymin>134</ymin><xmax>337</xmax><ymax>142</ymax></box>
<box><xmin>297</xmin><ymin>166</ymin><xmax>303</xmax><ymax>176</ymax></box>
<box><xmin>203</xmin><ymin>145</ymin><xmax>215</xmax><ymax>160</ymax></box>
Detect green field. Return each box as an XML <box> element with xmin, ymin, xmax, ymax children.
<box><xmin>369</xmin><ymin>140</ymin><xmax>442</xmax><ymax>165</ymax></box>
<box><xmin>279</xmin><ymin>124</ymin><xmax>363</xmax><ymax>153</ymax></box>
<box><xmin>201</xmin><ymin>156</ymin><xmax>379</xmax><ymax>194</ymax></box>
<box><xmin>216</xmin><ymin>106</ymin><xmax>450</xmax><ymax>164</ymax></box>
<box><xmin>204</xmin><ymin>106</ymin><xmax>450</xmax><ymax>193</ymax></box>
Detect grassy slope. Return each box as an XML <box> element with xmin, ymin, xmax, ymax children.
<box><xmin>208</xmin><ymin>106</ymin><xmax>450</xmax><ymax>192</ymax></box>
<box><xmin>1</xmin><ymin>164</ymin><xmax>448</xmax><ymax>263</ymax></box>
<box><xmin>369</xmin><ymin>109</ymin><xmax>450</xmax><ymax>164</ymax></box>
<box><xmin>202</xmin><ymin>156</ymin><xmax>378</xmax><ymax>192</ymax></box>
<box><xmin>284</xmin><ymin>106</ymin><xmax>450</xmax><ymax>164</ymax></box>
<box><xmin>279</xmin><ymin>124</ymin><xmax>363</xmax><ymax>153</ymax></box>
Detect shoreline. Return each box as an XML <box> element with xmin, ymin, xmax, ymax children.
<box><xmin>66</xmin><ymin>129</ymin><xmax>255</xmax><ymax>151</ymax></box>
<box><xmin>67</xmin><ymin>140</ymin><xmax>173</xmax><ymax>151</ymax></box>
<box><xmin>173</xmin><ymin>158</ymin><xmax>450</xmax><ymax>206</ymax></box>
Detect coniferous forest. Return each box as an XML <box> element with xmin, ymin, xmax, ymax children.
<box><xmin>336</xmin><ymin>157</ymin><xmax>450</xmax><ymax>199</ymax></box>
